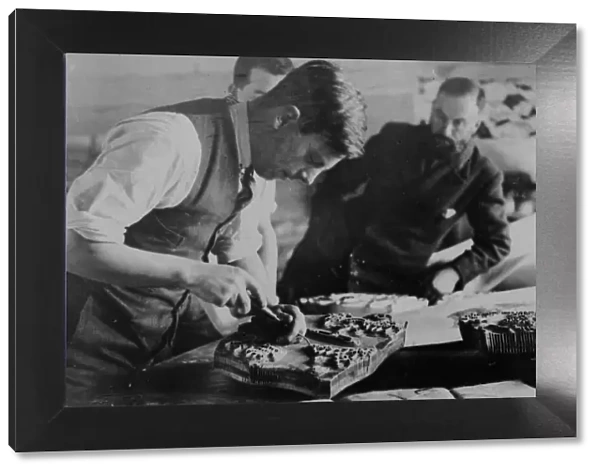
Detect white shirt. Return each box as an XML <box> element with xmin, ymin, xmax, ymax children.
<box><xmin>67</xmin><ymin>102</ymin><xmax>277</xmax><ymax>262</ymax></box>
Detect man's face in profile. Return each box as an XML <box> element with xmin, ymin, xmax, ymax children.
<box><xmin>236</xmin><ymin>67</ymin><xmax>286</xmax><ymax>102</ymax></box>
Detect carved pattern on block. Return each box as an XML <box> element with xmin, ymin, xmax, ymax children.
<box><xmin>458</xmin><ymin>309</ymin><xmax>536</xmax><ymax>356</ymax></box>
<box><xmin>214</xmin><ymin>314</ymin><xmax>409</xmax><ymax>399</ymax></box>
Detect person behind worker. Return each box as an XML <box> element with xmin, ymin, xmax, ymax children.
<box><xmin>226</xmin><ymin>57</ymin><xmax>295</xmax><ymax>299</ymax></box>
<box><xmin>280</xmin><ymin>77</ymin><xmax>511</xmax><ymax>306</ymax></box>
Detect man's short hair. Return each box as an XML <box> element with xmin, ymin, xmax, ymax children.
<box><xmin>233</xmin><ymin>57</ymin><xmax>295</xmax><ymax>89</ymax></box>
<box><xmin>437</xmin><ymin>77</ymin><xmax>486</xmax><ymax>111</ymax></box>
<box><xmin>262</xmin><ymin>60</ymin><xmax>367</xmax><ymax>159</ymax></box>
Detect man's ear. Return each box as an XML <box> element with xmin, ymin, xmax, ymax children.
<box><xmin>273</xmin><ymin>105</ymin><xmax>301</xmax><ymax>130</ymax></box>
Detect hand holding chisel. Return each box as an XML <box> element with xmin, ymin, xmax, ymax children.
<box><xmin>247</xmin><ymin>293</ymin><xmax>307</xmax><ymax>344</ymax></box>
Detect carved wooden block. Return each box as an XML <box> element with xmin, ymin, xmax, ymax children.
<box><xmin>214</xmin><ymin>313</ymin><xmax>409</xmax><ymax>399</ymax></box>
<box><xmin>458</xmin><ymin>308</ymin><xmax>536</xmax><ymax>356</ymax></box>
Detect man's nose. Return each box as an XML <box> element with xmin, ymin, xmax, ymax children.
<box><xmin>443</xmin><ymin>122</ymin><xmax>454</xmax><ymax>138</ymax></box>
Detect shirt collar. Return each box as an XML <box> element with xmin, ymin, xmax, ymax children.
<box><xmin>229</xmin><ymin>100</ymin><xmax>252</xmax><ymax>169</ymax></box>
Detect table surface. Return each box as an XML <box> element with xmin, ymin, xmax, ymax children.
<box><xmin>77</xmin><ymin>288</ymin><xmax>536</xmax><ymax>407</ymax></box>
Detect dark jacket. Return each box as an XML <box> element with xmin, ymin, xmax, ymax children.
<box><xmin>279</xmin><ymin>122</ymin><xmax>511</xmax><ymax>301</ymax></box>
<box><xmin>352</xmin><ymin>122</ymin><xmax>511</xmax><ymax>288</ymax></box>
<box><xmin>278</xmin><ymin>157</ymin><xmax>370</xmax><ymax>301</ymax></box>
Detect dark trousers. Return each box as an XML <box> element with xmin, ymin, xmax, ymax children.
<box><xmin>66</xmin><ymin>280</ymin><xmax>221</xmax><ymax>405</ymax></box>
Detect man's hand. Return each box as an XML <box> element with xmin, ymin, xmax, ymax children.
<box><xmin>182</xmin><ymin>262</ymin><xmax>266</xmax><ymax>316</ymax></box>
<box><xmin>423</xmin><ymin>267</ymin><xmax>460</xmax><ymax>306</ymax></box>
<box><xmin>264</xmin><ymin>304</ymin><xmax>307</xmax><ymax>345</ymax></box>
<box><xmin>230</xmin><ymin>254</ymin><xmax>278</xmax><ymax>306</ymax></box>
<box><xmin>431</xmin><ymin>267</ymin><xmax>460</xmax><ymax>294</ymax></box>
<box><xmin>255</xmin><ymin>304</ymin><xmax>306</xmax><ymax>345</ymax></box>
<box><xmin>266</xmin><ymin>289</ymin><xmax>280</xmax><ymax>306</ymax></box>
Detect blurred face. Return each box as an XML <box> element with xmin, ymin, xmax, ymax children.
<box><xmin>235</xmin><ymin>68</ymin><xmax>286</xmax><ymax>102</ymax></box>
<box><xmin>252</xmin><ymin>118</ymin><xmax>343</xmax><ymax>185</ymax></box>
<box><xmin>430</xmin><ymin>92</ymin><xmax>481</xmax><ymax>155</ymax></box>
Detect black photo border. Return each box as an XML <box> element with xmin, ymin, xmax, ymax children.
<box><xmin>9</xmin><ymin>9</ymin><xmax>577</xmax><ymax>452</ymax></box>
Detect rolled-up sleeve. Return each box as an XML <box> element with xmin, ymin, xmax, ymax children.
<box><xmin>212</xmin><ymin>178</ymin><xmax>274</xmax><ymax>264</ymax></box>
<box><xmin>66</xmin><ymin>113</ymin><xmax>201</xmax><ymax>244</ymax></box>
<box><xmin>213</xmin><ymin>220</ymin><xmax>263</xmax><ymax>264</ymax></box>
<box><xmin>262</xmin><ymin>181</ymin><xmax>278</xmax><ymax>218</ymax></box>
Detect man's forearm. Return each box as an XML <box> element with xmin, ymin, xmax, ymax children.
<box><xmin>451</xmin><ymin>173</ymin><xmax>512</xmax><ymax>287</ymax></box>
<box><xmin>451</xmin><ymin>233</ymin><xmax>511</xmax><ymax>286</ymax></box>
<box><xmin>66</xmin><ymin>229</ymin><xmax>196</xmax><ymax>287</ymax></box>
<box><xmin>258</xmin><ymin>223</ymin><xmax>279</xmax><ymax>290</ymax></box>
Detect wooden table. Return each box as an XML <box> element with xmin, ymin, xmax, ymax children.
<box><xmin>76</xmin><ymin>288</ymin><xmax>536</xmax><ymax>407</ymax></box>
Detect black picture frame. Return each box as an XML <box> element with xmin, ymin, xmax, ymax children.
<box><xmin>9</xmin><ymin>9</ymin><xmax>577</xmax><ymax>452</ymax></box>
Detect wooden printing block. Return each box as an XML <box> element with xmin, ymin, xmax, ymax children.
<box><xmin>457</xmin><ymin>308</ymin><xmax>536</xmax><ymax>357</ymax></box>
<box><xmin>214</xmin><ymin>313</ymin><xmax>409</xmax><ymax>399</ymax></box>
